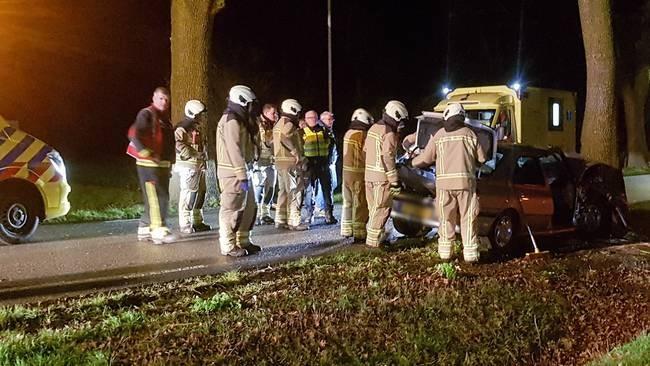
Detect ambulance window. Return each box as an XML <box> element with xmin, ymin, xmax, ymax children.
<box><xmin>548</xmin><ymin>98</ymin><xmax>563</xmax><ymax>131</ymax></box>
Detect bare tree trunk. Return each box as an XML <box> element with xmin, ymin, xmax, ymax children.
<box><xmin>622</xmin><ymin>67</ymin><xmax>650</xmax><ymax>167</ymax></box>
<box><xmin>578</xmin><ymin>0</ymin><xmax>619</xmax><ymax>167</ymax></box>
<box><xmin>171</xmin><ymin>0</ymin><xmax>225</xmax><ymax>206</ymax></box>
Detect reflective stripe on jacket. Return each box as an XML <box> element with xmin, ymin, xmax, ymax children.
<box><xmin>302</xmin><ymin>125</ymin><xmax>331</xmax><ymax>158</ymax></box>
<box><xmin>273</xmin><ymin>116</ymin><xmax>302</xmax><ymax>170</ymax></box>
<box><xmin>412</xmin><ymin>126</ymin><xmax>487</xmax><ymax>190</ymax></box>
<box><xmin>342</xmin><ymin>129</ymin><xmax>366</xmax><ymax>181</ymax></box>
<box><xmin>216</xmin><ymin>113</ymin><xmax>255</xmax><ymax>180</ymax></box>
<box><xmin>364</xmin><ymin>122</ymin><xmax>399</xmax><ymax>183</ymax></box>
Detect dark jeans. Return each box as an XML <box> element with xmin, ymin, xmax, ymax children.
<box><xmin>304</xmin><ymin>157</ymin><xmax>333</xmax><ymax>214</ymax></box>
<box><xmin>136</xmin><ymin>165</ymin><xmax>170</xmax><ymax>229</ymax></box>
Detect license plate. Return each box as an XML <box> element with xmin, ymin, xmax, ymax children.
<box><xmin>396</xmin><ymin>201</ymin><xmax>434</xmax><ymax>219</ymax></box>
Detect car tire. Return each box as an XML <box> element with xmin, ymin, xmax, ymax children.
<box><xmin>0</xmin><ymin>192</ymin><xmax>41</xmax><ymax>244</ymax></box>
<box><xmin>489</xmin><ymin>210</ymin><xmax>519</xmax><ymax>255</ymax></box>
<box><xmin>393</xmin><ymin>218</ymin><xmax>428</xmax><ymax>237</ymax></box>
<box><xmin>577</xmin><ymin>197</ymin><xmax>611</xmax><ymax>239</ymax></box>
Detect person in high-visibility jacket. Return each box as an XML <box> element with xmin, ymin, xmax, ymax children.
<box><xmin>126</xmin><ymin>87</ymin><xmax>177</xmax><ymax>245</ymax></box>
<box><xmin>341</xmin><ymin>108</ymin><xmax>374</xmax><ymax>242</ymax></box>
<box><xmin>174</xmin><ymin>99</ymin><xmax>211</xmax><ymax>234</ymax></box>
<box><xmin>302</xmin><ymin>110</ymin><xmax>337</xmax><ymax>224</ymax></box>
<box><xmin>216</xmin><ymin>85</ymin><xmax>262</xmax><ymax>257</ymax></box>
<box><xmin>412</xmin><ymin>103</ymin><xmax>487</xmax><ymax>262</ymax></box>
<box><xmin>364</xmin><ymin>100</ymin><xmax>408</xmax><ymax>247</ymax></box>
<box><xmin>273</xmin><ymin>99</ymin><xmax>309</xmax><ymax>231</ymax></box>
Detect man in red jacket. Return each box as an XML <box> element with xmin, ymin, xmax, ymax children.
<box><xmin>126</xmin><ymin>87</ymin><xmax>177</xmax><ymax>244</ymax></box>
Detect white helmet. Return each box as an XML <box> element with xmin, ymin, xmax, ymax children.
<box><xmin>384</xmin><ymin>100</ymin><xmax>408</xmax><ymax>121</ymax></box>
<box><xmin>443</xmin><ymin>103</ymin><xmax>465</xmax><ymax>120</ymax></box>
<box><xmin>281</xmin><ymin>99</ymin><xmax>302</xmax><ymax>116</ymax></box>
<box><xmin>229</xmin><ymin>85</ymin><xmax>256</xmax><ymax>106</ymax></box>
<box><xmin>351</xmin><ymin>108</ymin><xmax>374</xmax><ymax>125</ymax></box>
<box><xmin>184</xmin><ymin>100</ymin><xmax>206</xmax><ymax>118</ymax></box>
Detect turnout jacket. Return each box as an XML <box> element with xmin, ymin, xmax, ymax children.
<box><xmin>216</xmin><ymin>112</ymin><xmax>256</xmax><ymax>180</ymax></box>
<box><xmin>174</xmin><ymin>117</ymin><xmax>205</xmax><ymax>169</ymax></box>
<box><xmin>364</xmin><ymin>120</ymin><xmax>399</xmax><ymax>184</ymax></box>
<box><xmin>412</xmin><ymin>117</ymin><xmax>487</xmax><ymax>190</ymax></box>
<box><xmin>342</xmin><ymin>127</ymin><xmax>368</xmax><ymax>182</ymax></box>
<box><xmin>126</xmin><ymin>105</ymin><xmax>175</xmax><ymax>168</ymax></box>
<box><xmin>257</xmin><ymin>116</ymin><xmax>275</xmax><ymax>166</ymax></box>
<box><xmin>273</xmin><ymin>115</ymin><xmax>303</xmax><ymax>170</ymax></box>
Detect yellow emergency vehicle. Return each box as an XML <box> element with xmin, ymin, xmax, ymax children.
<box><xmin>0</xmin><ymin>115</ymin><xmax>70</xmax><ymax>243</ymax></box>
<box><xmin>434</xmin><ymin>85</ymin><xmax>577</xmax><ymax>152</ymax></box>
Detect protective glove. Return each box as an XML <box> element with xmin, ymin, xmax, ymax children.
<box><xmin>389</xmin><ymin>182</ymin><xmax>402</xmax><ymax>197</ymax></box>
<box><xmin>238</xmin><ymin>180</ymin><xmax>249</xmax><ymax>192</ymax></box>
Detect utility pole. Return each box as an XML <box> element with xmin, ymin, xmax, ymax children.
<box><xmin>327</xmin><ymin>0</ymin><xmax>333</xmax><ymax>112</ymax></box>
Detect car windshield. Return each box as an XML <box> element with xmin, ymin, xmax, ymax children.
<box><xmin>465</xmin><ymin>109</ymin><xmax>496</xmax><ymax>127</ymax></box>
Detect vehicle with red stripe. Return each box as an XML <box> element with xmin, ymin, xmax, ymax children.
<box><xmin>0</xmin><ymin>116</ymin><xmax>71</xmax><ymax>244</ymax></box>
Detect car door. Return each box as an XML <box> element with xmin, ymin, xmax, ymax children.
<box><xmin>512</xmin><ymin>155</ymin><xmax>554</xmax><ymax>230</ymax></box>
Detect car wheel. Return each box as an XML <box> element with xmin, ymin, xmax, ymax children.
<box><xmin>489</xmin><ymin>211</ymin><xmax>519</xmax><ymax>255</ymax></box>
<box><xmin>0</xmin><ymin>193</ymin><xmax>40</xmax><ymax>244</ymax></box>
<box><xmin>393</xmin><ymin>218</ymin><xmax>427</xmax><ymax>237</ymax></box>
<box><xmin>577</xmin><ymin>198</ymin><xmax>611</xmax><ymax>239</ymax></box>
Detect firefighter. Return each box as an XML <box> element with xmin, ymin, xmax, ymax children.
<box><xmin>174</xmin><ymin>99</ymin><xmax>211</xmax><ymax>234</ymax></box>
<box><xmin>273</xmin><ymin>98</ymin><xmax>309</xmax><ymax>231</ymax></box>
<box><xmin>412</xmin><ymin>103</ymin><xmax>487</xmax><ymax>262</ymax></box>
<box><xmin>216</xmin><ymin>85</ymin><xmax>262</xmax><ymax>257</ymax></box>
<box><xmin>127</xmin><ymin>87</ymin><xmax>177</xmax><ymax>245</ymax></box>
<box><xmin>254</xmin><ymin>103</ymin><xmax>278</xmax><ymax>225</ymax></box>
<box><xmin>341</xmin><ymin>108</ymin><xmax>374</xmax><ymax>242</ymax></box>
<box><xmin>364</xmin><ymin>100</ymin><xmax>408</xmax><ymax>247</ymax></box>
<box><xmin>303</xmin><ymin>110</ymin><xmax>337</xmax><ymax>225</ymax></box>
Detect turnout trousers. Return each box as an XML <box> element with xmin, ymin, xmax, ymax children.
<box><xmin>176</xmin><ymin>166</ymin><xmax>207</xmax><ymax>230</ymax></box>
<box><xmin>218</xmin><ymin>176</ymin><xmax>257</xmax><ymax>254</ymax></box>
<box><xmin>276</xmin><ymin>167</ymin><xmax>304</xmax><ymax>226</ymax></box>
<box><xmin>365</xmin><ymin>181</ymin><xmax>391</xmax><ymax>247</ymax></box>
<box><xmin>437</xmin><ymin>185</ymin><xmax>480</xmax><ymax>262</ymax></box>
<box><xmin>341</xmin><ymin>179</ymin><xmax>368</xmax><ymax>240</ymax></box>
<box><xmin>136</xmin><ymin>165</ymin><xmax>171</xmax><ymax>239</ymax></box>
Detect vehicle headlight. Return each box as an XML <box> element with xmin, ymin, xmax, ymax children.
<box><xmin>46</xmin><ymin>149</ymin><xmax>67</xmax><ymax>178</ymax></box>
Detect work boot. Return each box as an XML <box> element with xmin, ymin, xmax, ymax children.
<box><xmin>137</xmin><ymin>226</ymin><xmax>151</xmax><ymax>242</ymax></box>
<box><xmin>289</xmin><ymin>223</ymin><xmax>310</xmax><ymax>231</ymax></box>
<box><xmin>151</xmin><ymin>228</ymin><xmax>178</xmax><ymax>245</ymax></box>
<box><xmin>275</xmin><ymin>222</ymin><xmax>289</xmax><ymax>230</ymax></box>
<box><xmin>179</xmin><ymin>226</ymin><xmax>193</xmax><ymax>234</ymax></box>
<box><xmin>261</xmin><ymin>215</ymin><xmax>275</xmax><ymax>225</ymax></box>
<box><xmin>243</xmin><ymin>243</ymin><xmax>262</xmax><ymax>254</ymax></box>
<box><xmin>222</xmin><ymin>248</ymin><xmax>248</xmax><ymax>257</ymax></box>
<box><xmin>324</xmin><ymin>210</ymin><xmax>338</xmax><ymax>225</ymax></box>
<box><xmin>192</xmin><ymin>223</ymin><xmax>212</xmax><ymax>232</ymax></box>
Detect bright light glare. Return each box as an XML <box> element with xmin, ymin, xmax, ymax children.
<box><xmin>552</xmin><ymin>103</ymin><xmax>560</xmax><ymax>127</ymax></box>
<box><xmin>510</xmin><ymin>82</ymin><xmax>521</xmax><ymax>91</ymax></box>
<box><xmin>442</xmin><ymin>86</ymin><xmax>451</xmax><ymax>95</ymax></box>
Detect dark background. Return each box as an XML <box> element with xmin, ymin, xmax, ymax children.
<box><xmin>0</xmin><ymin>0</ymin><xmax>585</xmax><ymax>163</ymax></box>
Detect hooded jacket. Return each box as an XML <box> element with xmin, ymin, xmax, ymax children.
<box><xmin>364</xmin><ymin>114</ymin><xmax>400</xmax><ymax>184</ymax></box>
<box><xmin>412</xmin><ymin>115</ymin><xmax>487</xmax><ymax>190</ymax></box>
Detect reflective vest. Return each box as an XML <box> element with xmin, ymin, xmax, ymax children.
<box><xmin>302</xmin><ymin>126</ymin><xmax>330</xmax><ymax>158</ymax></box>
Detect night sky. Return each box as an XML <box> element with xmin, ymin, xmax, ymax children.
<box><xmin>0</xmin><ymin>0</ymin><xmax>585</xmax><ymax>163</ymax></box>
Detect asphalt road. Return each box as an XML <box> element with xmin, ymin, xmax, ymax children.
<box><xmin>0</xmin><ymin>208</ymin><xmax>353</xmax><ymax>304</ymax></box>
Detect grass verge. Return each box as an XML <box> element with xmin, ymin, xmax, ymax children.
<box><xmin>1</xmin><ymin>244</ymin><xmax>648</xmax><ymax>365</ymax></box>
<box><xmin>590</xmin><ymin>332</ymin><xmax>650</xmax><ymax>366</ymax></box>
